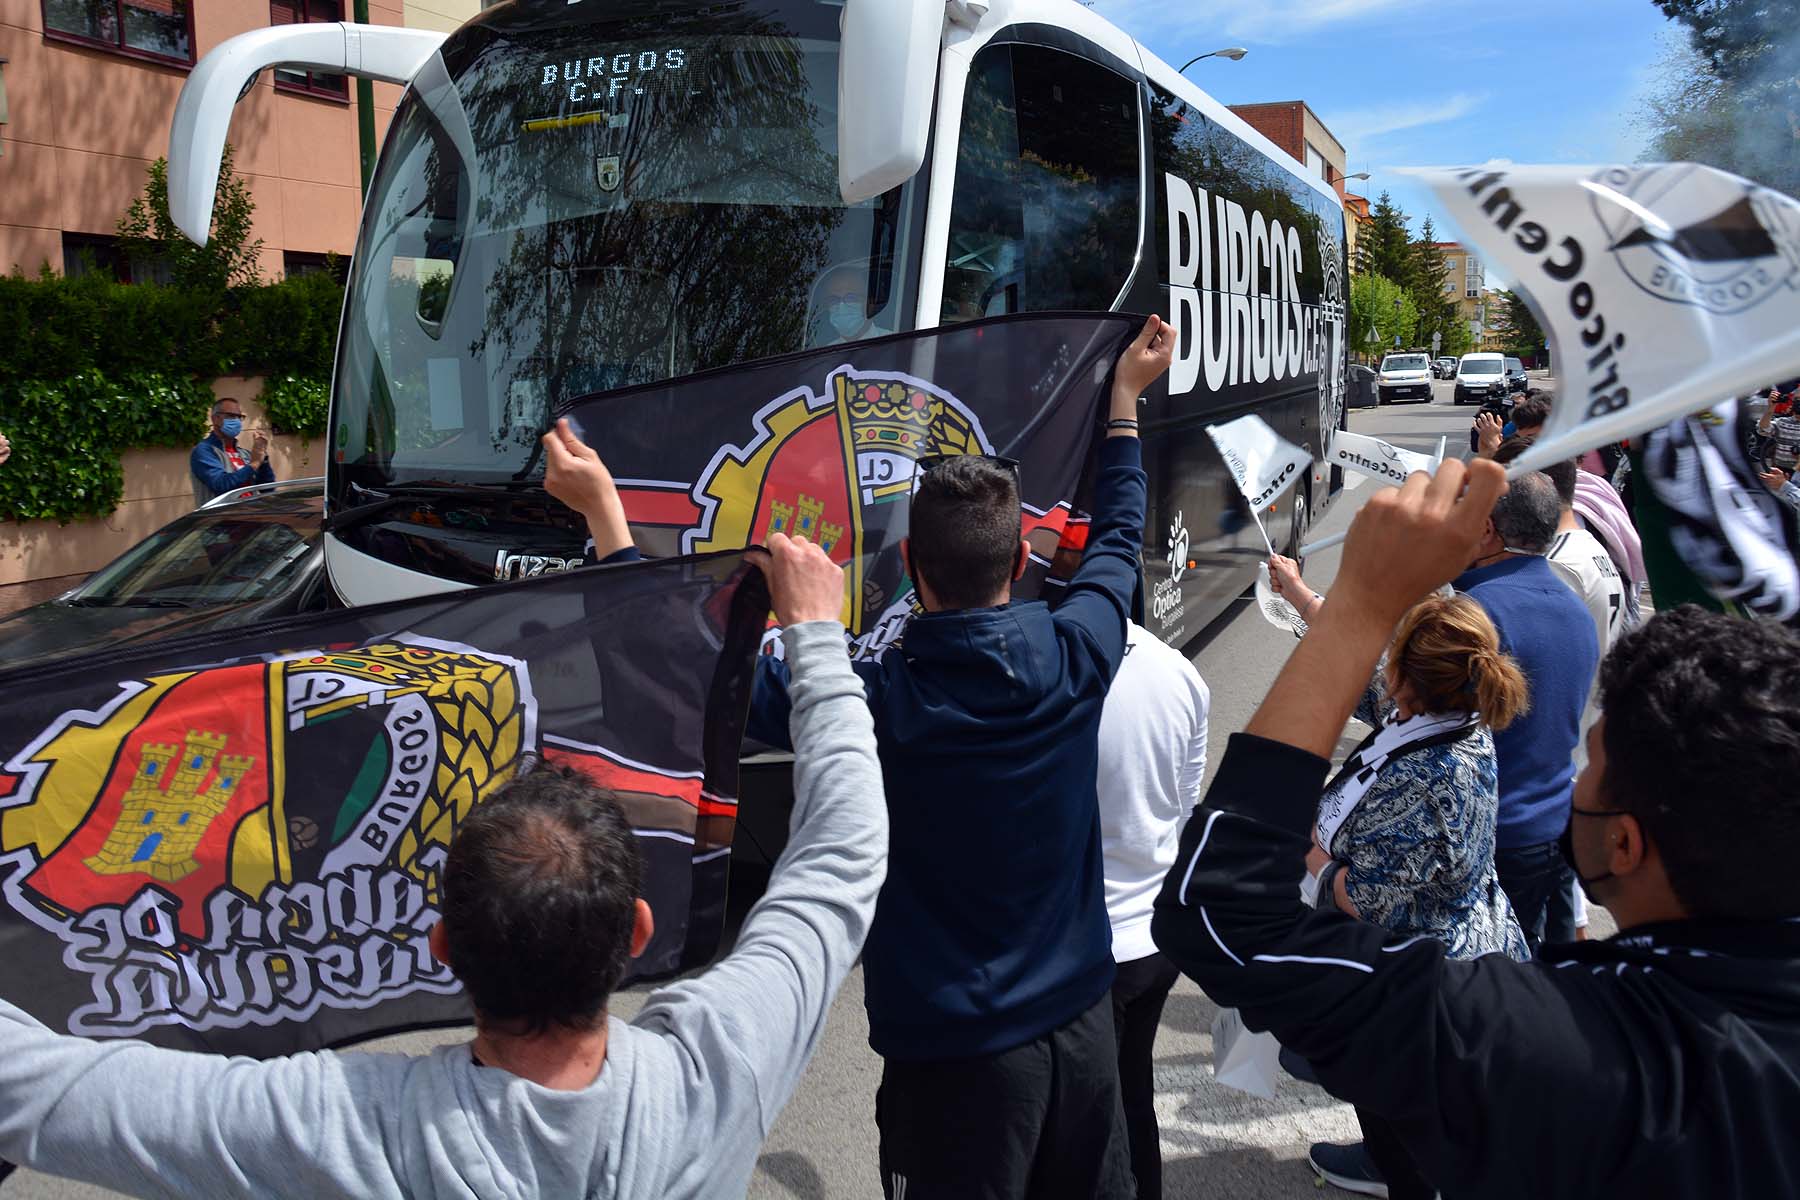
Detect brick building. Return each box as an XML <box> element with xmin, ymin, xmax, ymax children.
<box><xmin>0</xmin><ymin>0</ymin><xmax>479</xmax><ymax>279</ymax></box>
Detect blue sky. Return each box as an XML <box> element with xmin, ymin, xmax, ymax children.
<box><xmin>1089</xmin><ymin>0</ymin><xmax>1680</xmax><ymax>282</ymax></box>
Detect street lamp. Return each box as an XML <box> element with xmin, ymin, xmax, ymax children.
<box><xmin>1346</xmin><ymin>172</ymin><xmax>1371</xmax><ymax>182</ymax></box>
<box><xmin>1177</xmin><ymin>47</ymin><xmax>1248</xmax><ymax>73</ymax></box>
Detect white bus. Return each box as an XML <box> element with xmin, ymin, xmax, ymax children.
<box><xmin>168</xmin><ymin>0</ymin><xmax>1348</xmax><ymax>654</ymax></box>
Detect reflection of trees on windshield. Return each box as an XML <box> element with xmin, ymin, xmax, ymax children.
<box><xmin>454</xmin><ymin>9</ymin><xmax>846</xmax><ymax>463</ymax></box>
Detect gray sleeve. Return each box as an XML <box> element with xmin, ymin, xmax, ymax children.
<box><xmin>0</xmin><ymin>1000</ymin><xmax>407</xmax><ymax>1199</ymax></box>
<box><xmin>632</xmin><ymin>619</ymin><xmax>887</xmax><ymax>1136</ymax></box>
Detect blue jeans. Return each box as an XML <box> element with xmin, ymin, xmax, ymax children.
<box><xmin>1495</xmin><ymin>840</ymin><xmax>1563</xmax><ymax>955</ymax></box>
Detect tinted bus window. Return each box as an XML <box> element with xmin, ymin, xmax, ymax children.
<box><xmin>943</xmin><ymin>44</ymin><xmax>1141</xmax><ymax>322</ymax></box>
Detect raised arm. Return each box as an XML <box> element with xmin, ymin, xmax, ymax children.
<box><xmin>1146</xmin><ymin>461</ymin><xmax>1618</xmax><ymax>1181</ymax></box>
<box><xmin>543</xmin><ymin>417</ymin><xmax>634</xmax><ymax>562</ymax></box>
<box><xmin>0</xmin><ymin>1001</ymin><xmax>408</xmax><ymax>1199</ymax></box>
<box><xmin>1053</xmin><ymin>314</ymin><xmax>1173</xmax><ymax>669</ymax></box>
<box><xmin>632</xmin><ymin>532</ymin><xmax>887</xmax><ymax>1135</ymax></box>
<box><xmin>189</xmin><ymin>441</ymin><xmax>256</xmax><ymax>497</ymax></box>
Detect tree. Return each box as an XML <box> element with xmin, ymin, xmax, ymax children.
<box><xmin>117</xmin><ymin>142</ymin><xmax>264</xmax><ymax>292</ymax></box>
<box><xmin>1359</xmin><ymin>190</ymin><xmax>1412</xmax><ymax>283</ymax></box>
<box><xmin>1349</xmin><ymin>273</ymin><xmax>1418</xmax><ymax>362</ymax></box>
<box><xmin>1492</xmin><ymin>290</ymin><xmax>1547</xmax><ymax>359</ymax></box>
<box><xmin>1639</xmin><ymin>2</ymin><xmax>1800</xmax><ymax>197</ymax></box>
<box><xmin>1405</xmin><ymin>216</ymin><xmax>1458</xmax><ymax>354</ymax></box>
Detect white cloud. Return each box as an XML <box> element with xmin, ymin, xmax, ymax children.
<box><xmin>1091</xmin><ymin>0</ymin><xmax>1445</xmax><ymax>43</ymax></box>
<box><xmin>1326</xmin><ymin>92</ymin><xmax>1489</xmax><ymax>148</ymax></box>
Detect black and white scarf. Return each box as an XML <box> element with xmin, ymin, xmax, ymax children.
<box><xmin>1640</xmin><ymin>397</ymin><xmax>1800</xmax><ymax>624</ymax></box>
<box><xmin>1315</xmin><ymin>710</ymin><xmax>1481</xmax><ymax>852</ymax></box>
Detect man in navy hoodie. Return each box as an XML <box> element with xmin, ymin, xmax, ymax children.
<box><xmin>746</xmin><ymin>314</ymin><xmax>1173</xmax><ymax>1199</ymax></box>
<box><xmin>1452</xmin><ymin>470</ymin><xmax>1597</xmax><ymax>951</ymax></box>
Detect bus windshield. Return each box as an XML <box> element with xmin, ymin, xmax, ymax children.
<box><xmin>333</xmin><ymin>0</ymin><xmax>917</xmax><ymax>493</ymax></box>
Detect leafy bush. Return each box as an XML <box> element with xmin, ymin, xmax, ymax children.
<box><xmin>0</xmin><ymin>373</ymin><xmax>209</xmax><ymax>523</ymax></box>
<box><xmin>260</xmin><ymin>373</ymin><xmax>332</xmax><ymax>437</ymax></box>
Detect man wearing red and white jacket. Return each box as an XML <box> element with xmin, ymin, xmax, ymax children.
<box><xmin>1152</xmin><ymin>459</ymin><xmax>1800</xmax><ymax>1199</ymax></box>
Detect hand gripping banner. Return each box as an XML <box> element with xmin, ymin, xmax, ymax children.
<box><xmin>0</xmin><ymin>552</ymin><xmax>768</xmax><ymax>1054</ymax></box>
<box><xmin>1402</xmin><ymin>162</ymin><xmax>1800</xmax><ymax>475</ymax></box>
<box><xmin>561</xmin><ymin>312</ymin><xmax>1144</xmax><ymax>661</ymax></box>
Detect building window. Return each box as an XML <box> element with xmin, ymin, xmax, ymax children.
<box><xmin>63</xmin><ymin>232</ymin><xmax>172</xmax><ymax>284</ymax></box>
<box><xmin>1304</xmin><ymin>142</ymin><xmax>1327</xmax><ymax>181</ymax></box>
<box><xmin>271</xmin><ymin>1</ymin><xmax>349</xmax><ymax>99</ymax></box>
<box><xmin>42</xmin><ymin>0</ymin><xmax>195</xmax><ymax>66</ymax></box>
<box><xmin>283</xmin><ymin>250</ymin><xmax>350</xmax><ymax>282</ymax></box>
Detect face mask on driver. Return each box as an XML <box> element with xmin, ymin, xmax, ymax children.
<box><xmin>220</xmin><ymin>416</ymin><xmax>243</xmax><ymax>439</ymax></box>
<box><xmin>829</xmin><ymin>301</ymin><xmax>867</xmax><ymax>340</ymax></box>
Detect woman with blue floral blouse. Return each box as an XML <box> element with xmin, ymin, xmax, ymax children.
<box><xmin>1269</xmin><ymin>562</ymin><xmax>1532</xmax><ymax>1198</ymax></box>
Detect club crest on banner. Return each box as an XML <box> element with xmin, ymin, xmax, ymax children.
<box><xmin>0</xmin><ymin>640</ymin><xmax>538</xmax><ymax>1035</ymax></box>
<box><xmin>661</xmin><ymin>366</ymin><xmax>996</xmax><ymax>657</ymax></box>
<box><xmin>1592</xmin><ymin>164</ymin><xmax>1800</xmax><ymax>316</ymax></box>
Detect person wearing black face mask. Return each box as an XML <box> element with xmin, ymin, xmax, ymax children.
<box><xmin>1150</xmin><ymin>456</ymin><xmax>1800</xmax><ymax>1199</ymax></box>
<box><xmin>190</xmin><ymin>397</ymin><xmax>276</xmax><ymax>505</ymax></box>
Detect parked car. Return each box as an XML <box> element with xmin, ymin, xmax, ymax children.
<box><xmin>1453</xmin><ymin>353</ymin><xmax>1510</xmax><ymax>405</ymax></box>
<box><xmin>1433</xmin><ymin>357</ymin><xmax>1458</xmax><ymax>379</ymax></box>
<box><xmin>1504</xmin><ymin>357</ymin><xmax>1529</xmax><ymax>393</ymax></box>
<box><xmin>0</xmin><ymin>480</ymin><xmax>328</xmax><ymax>670</ymax></box>
<box><xmin>1376</xmin><ymin>352</ymin><xmax>1434</xmax><ymax>404</ymax></box>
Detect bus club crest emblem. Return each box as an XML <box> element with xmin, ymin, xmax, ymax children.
<box><xmin>595</xmin><ymin>154</ymin><xmax>623</xmax><ymax>193</ymax></box>
<box><xmin>0</xmin><ymin>637</ymin><xmax>700</xmax><ymax>1036</ymax></box>
<box><xmin>613</xmin><ymin>364</ymin><xmax>1073</xmax><ymax>660</ymax></box>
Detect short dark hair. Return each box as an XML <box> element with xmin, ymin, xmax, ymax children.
<box><xmin>1488</xmin><ymin>469</ymin><xmax>1560</xmax><ymax>553</ymax></box>
<box><xmin>211</xmin><ymin>398</ymin><xmax>241</xmax><ymax>416</ymax></box>
<box><xmin>907</xmin><ymin>456</ymin><xmax>1021</xmax><ymax>609</ymax></box>
<box><xmin>1599</xmin><ymin>606</ymin><xmax>1800</xmax><ymax>918</ymax></box>
<box><xmin>1511</xmin><ymin>395</ymin><xmax>1551</xmax><ymax>431</ymax></box>
<box><xmin>441</xmin><ymin>762</ymin><xmax>643</xmax><ymax>1034</ymax></box>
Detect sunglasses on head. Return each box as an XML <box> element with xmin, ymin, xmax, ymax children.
<box><xmin>913</xmin><ymin>453</ymin><xmax>1023</xmax><ymax>491</ymax></box>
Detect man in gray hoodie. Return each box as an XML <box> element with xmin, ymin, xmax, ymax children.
<box><xmin>0</xmin><ymin>530</ymin><xmax>887</xmax><ymax>1200</ymax></box>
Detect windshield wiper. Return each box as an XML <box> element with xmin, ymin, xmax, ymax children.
<box><xmin>126</xmin><ymin>597</ymin><xmax>199</xmax><ymax>609</ymax></box>
<box><xmin>59</xmin><ymin>596</ymin><xmax>119</xmax><ymax>608</ymax></box>
<box><xmin>325</xmin><ymin>480</ymin><xmax>548</xmax><ymax>536</ymax></box>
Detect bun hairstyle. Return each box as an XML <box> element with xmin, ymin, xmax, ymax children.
<box><xmin>1389</xmin><ymin>594</ymin><xmax>1530</xmax><ymax>730</ymax></box>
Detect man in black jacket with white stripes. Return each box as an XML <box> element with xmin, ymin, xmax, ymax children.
<box><xmin>1153</xmin><ymin>457</ymin><xmax>1800</xmax><ymax>1199</ymax></box>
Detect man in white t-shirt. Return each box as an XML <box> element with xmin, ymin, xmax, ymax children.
<box><xmin>1096</xmin><ymin>620</ymin><xmax>1210</xmax><ymax>1200</ymax></box>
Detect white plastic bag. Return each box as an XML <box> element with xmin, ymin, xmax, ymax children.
<box><xmin>1211</xmin><ymin>1006</ymin><xmax>1282</xmax><ymax>1100</ymax></box>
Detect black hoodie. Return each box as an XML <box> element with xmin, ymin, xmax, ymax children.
<box><xmin>750</xmin><ymin>437</ymin><xmax>1147</xmax><ymax>1060</ymax></box>
<box><xmin>1153</xmin><ymin>732</ymin><xmax>1800</xmax><ymax>1198</ymax></box>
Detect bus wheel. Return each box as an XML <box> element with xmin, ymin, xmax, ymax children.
<box><xmin>1287</xmin><ymin>481</ymin><xmax>1312</xmax><ymax>572</ymax></box>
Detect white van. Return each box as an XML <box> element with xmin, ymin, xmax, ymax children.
<box><xmin>1453</xmin><ymin>353</ymin><xmax>1508</xmax><ymax>406</ymax></box>
<box><xmin>1376</xmin><ymin>353</ymin><xmax>1433</xmax><ymax>404</ymax></box>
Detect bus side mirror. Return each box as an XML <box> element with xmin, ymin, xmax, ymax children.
<box><xmin>167</xmin><ymin>22</ymin><xmax>445</xmax><ymax>245</ymax></box>
<box><xmin>838</xmin><ymin>0</ymin><xmax>943</xmax><ymax>206</ymax></box>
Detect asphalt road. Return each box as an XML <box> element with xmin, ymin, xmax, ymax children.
<box><xmin>9</xmin><ymin>377</ymin><xmax>1608</xmax><ymax>1200</ymax></box>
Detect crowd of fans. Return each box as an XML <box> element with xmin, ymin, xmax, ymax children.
<box><xmin>0</xmin><ymin>323</ymin><xmax>1796</xmax><ymax>1200</ymax></box>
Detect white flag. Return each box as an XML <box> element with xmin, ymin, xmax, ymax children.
<box><xmin>1206</xmin><ymin>414</ymin><xmax>1312</xmax><ymax>513</ymax></box>
<box><xmin>1401</xmin><ymin>163</ymin><xmax>1800</xmax><ymax>476</ymax></box>
<box><xmin>1329</xmin><ymin>429</ymin><xmax>1441</xmax><ymax>486</ymax></box>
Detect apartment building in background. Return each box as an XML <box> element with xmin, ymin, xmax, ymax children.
<box><xmin>1430</xmin><ymin>240</ymin><xmax>1489</xmax><ymax>346</ymax></box>
<box><xmin>0</xmin><ymin>0</ymin><xmax>480</xmax><ymax>280</ymax></box>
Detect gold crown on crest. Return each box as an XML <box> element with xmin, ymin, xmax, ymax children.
<box><xmin>837</xmin><ymin>374</ymin><xmax>937</xmax><ymax>452</ymax></box>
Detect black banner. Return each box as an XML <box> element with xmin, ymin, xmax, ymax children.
<box><xmin>569</xmin><ymin>312</ymin><xmax>1143</xmax><ymax>660</ymax></box>
<box><xmin>0</xmin><ymin>552</ymin><xmax>767</xmax><ymax>1055</ymax></box>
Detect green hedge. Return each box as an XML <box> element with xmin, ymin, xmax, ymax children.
<box><xmin>260</xmin><ymin>373</ymin><xmax>332</xmax><ymax>438</ymax></box>
<box><xmin>0</xmin><ymin>269</ymin><xmax>343</xmax><ymax>385</ymax></box>
<box><xmin>0</xmin><ymin>372</ymin><xmax>212</xmax><ymax>523</ymax></box>
<box><xmin>0</xmin><ymin>270</ymin><xmax>344</xmax><ymax>521</ymax></box>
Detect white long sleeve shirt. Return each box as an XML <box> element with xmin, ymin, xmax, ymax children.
<box><xmin>1096</xmin><ymin>622</ymin><xmax>1210</xmax><ymax>963</ymax></box>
